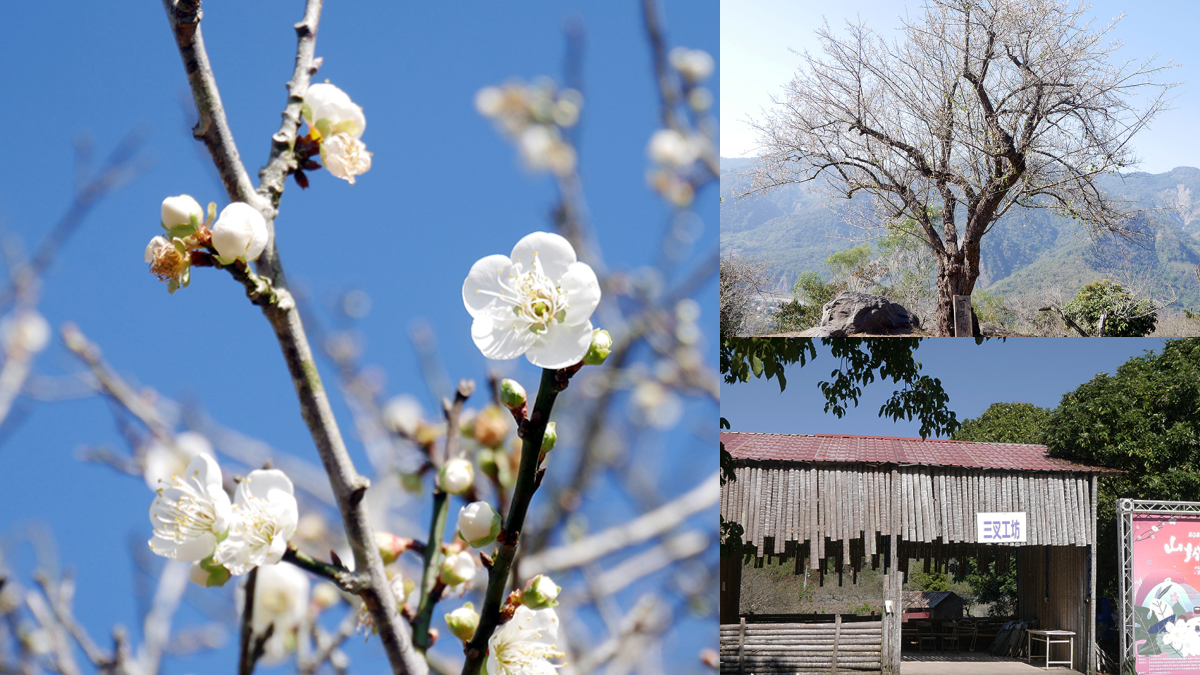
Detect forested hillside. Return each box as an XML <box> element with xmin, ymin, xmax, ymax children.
<box><xmin>721</xmin><ymin>158</ymin><xmax>1200</xmax><ymax>308</ymax></box>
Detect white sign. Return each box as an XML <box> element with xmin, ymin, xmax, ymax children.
<box><xmin>977</xmin><ymin>512</ymin><xmax>1027</xmax><ymax>542</ymax></box>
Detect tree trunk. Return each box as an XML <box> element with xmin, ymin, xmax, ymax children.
<box><xmin>933</xmin><ymin>246</ymin><xmax>982</xmax><ymax>336</ymax></box>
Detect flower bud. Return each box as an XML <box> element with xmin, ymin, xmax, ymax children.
<box><xmin>520</xmin><ymin>574</ymin><xmax>560</xmax><ymax>609</ymax></box>
<box><xmin>188</xmin><ymin>558</ymin><xmax>231</xmax><ymax>588</ymax></box>
<box><xmin>312</xmin><ymin>581</ymin><xmax>343</xmax><ymax>611</ymax></box>
<box><xmin>542</xmin><ymin>422</ymin><xmax>557</xmax><ymax>453</ymax></box>
<box><xmin>444</xmin><ymin>602</ymin><xmax>480</xmax><ymax>642</ymax></box>
<box><xmin>473</xmin><ymin>405</ymin><xmax>510</xmax><ymax>449</ymax></box>
<box><xmin>499</xmin><ymin>379</ymin><xmax>527</xmax><ymax>409</ymax></box>
<box><xmin>0</xmin><ymin>311</ymin><xmax>50</xmax><ymax>357</ymax></box>
<box><xmin>584</xmin><ymin>329</ymin><xmax>612</xmax><ymax>366</ymax></box>
<box><xmin>211</xmin><ymin>202</ymin><xmax>268</xmax><ymax>264</ymax></box>
<box><xmin>457</xmin><ymin>501</ymin><xmax>501</xmax><ymax>548</ymax></box>
<box><xmin>375</xmin><ymin>531</ymin><xmax>412</xmax><ymax>565</ymax></box>
<box><xmin>161</xmin><ymin>194</ymin><xmax>204</xmax><ymax>232</ymax></box>
<box><xmin>439</xmin><ymin>458</ymin><xmax>474</xmax><ymax>495</ymax></box>
<box><xmin>476</xmin><ymin>448</ymin><xmax>499</xmax><ymax>480</ymax></box>
<box><xmin>400</xmin><ymin>472</ymin><xmax>424</xmax><ymax>494</ymax></box>
<box><xmin>439</xmin><ymin>550</ymin><xmax>477</xmax><ymax>586</ymax></box>
<box><xmin>304</xmin><ymin>83</ymin><xmax>366</xmax><ymax>139</ymax></box>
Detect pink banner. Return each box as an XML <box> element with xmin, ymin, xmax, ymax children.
<box><xmin>1132</xmin><ymin>513</ymin><xmax>1200</xmax><ymax>673</ymax></box>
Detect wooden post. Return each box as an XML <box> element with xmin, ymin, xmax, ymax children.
<box><xmin>738</xmin><ymin>616</ymin><xmax>745</xmax><ymax>675</ymax></box>
<box><xmin>1089</xmin><ymin>475</ymin><xmax>1098</xmax><ymax>675</ymax></box>
<box><xmin>953</xmin><ymin>295</ymin><xmax>973</xmax><ymax>337</ymax></box>
<box><xmin>832</xmin><ymin>613</ymin><xmax>842</xmax><ymax>675</ymax></box>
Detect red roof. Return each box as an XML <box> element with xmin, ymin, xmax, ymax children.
<box><xmin>722</xmin><ymin>432</ymin><xmax>1118</xmax><ymax>473</ymax></box>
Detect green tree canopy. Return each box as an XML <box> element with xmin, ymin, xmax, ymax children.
<box><xmin>952</xmin><ymin>402</ymin><xmax>1053</xmax><ymax>444</ymax></box>
<box><xmin>1042</xmin><ymin>338</ymin><xmax>1200</xmax><ymax>596</ymax></box>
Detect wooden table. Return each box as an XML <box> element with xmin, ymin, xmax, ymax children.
<box><xmin>1027</xmin><ymin>629</ymin><xmax>1075</xmax><ymax>670</ymax></box>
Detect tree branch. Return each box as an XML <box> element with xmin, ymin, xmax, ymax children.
<box><xmin>161</xmin><ymin>2</ymin><xmax>426</xmax><ymax>673</ymax></box>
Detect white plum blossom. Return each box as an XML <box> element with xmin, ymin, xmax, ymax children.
<box><xmin>463</xmin><ymin>232</ymin><xmax>601</xmax><ymax>369</ymax></box>
<box><xmin>145</xmin><ymin>235</ymin><xmax>192</xmax><ymax>293</ymax></box>
<box><xmin>248</xmin><ymin>563</ymin><xmax>311</xmax><ymax>664</ymax></box>
<box><xmin>215</xmin><ymin>469</ymin><xmax>299</xmax><ymax>575</ymax></box>
<box><xmin>439</xmin><ymin>550</ymin><xmax>477</xmax><ymax>586</ymax></box>
<box><xmin>440</xmin><ymin>458</ymin><xmax>475</xmax><ymax>495</ymax></box>
<box><xmin>647</xmin><ymin>129</ymin><xmax>698</xmax><ymax>168</ymax></box>
<box><xmin>486</xmin><ymin>606</ymin><xmax>565</xmax><ymax>675</ymax></box>
<box><xmin>143</xmin><ymin>431</ymin><xmax>213</xmax><ymax>491</ymax></box>
<box><xmin>211</xmin><ymin>202</ymin><xmax>269</xmax><ymax>264</ymax></box>
<box><xmin>148</xmin><ymin>453</ymin><xmax>232</xmax><ymax>562</ymax></box>
<box><xmin>669</xmin><ymin>47</ymin><xmax>714</xmax><ymax>83</ymax></box>
<box><xmin>383</xmin><ymin>395</ymin><xmax>424</xmax><ymax>437</ymax></box>
<box><xmin>304</xmin><ymin>83</ymin><xmax>371</xmax><ymax>184</ymax></box>
<box><xmin>321</xmin><ymin>132</ymin><xmax>372</xmax><ymax>184</ymax></box>
<box><xmin>161</xmin><ymin>194</ymin><xmax>204</xmax><ymax>229</ymax></box>
<box><xmin>457</xmin><ymin>501</ymin><xmax>501</xmax><ymax>548</ymax></box>
<box><xmin>0</xmin><ymin>310</ymin><xmax>50</xmax><ymax>357</ymax></box>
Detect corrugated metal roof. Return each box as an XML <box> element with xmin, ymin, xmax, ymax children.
<box><xmin>903</xmin><ymin>591</ymin><xmax>957</xmax><ymax>609</ymax></box>
<box><xmin>722</xmin><ymin>432</ymin><xmax>1120</xmax><ymax>474</ymax></box>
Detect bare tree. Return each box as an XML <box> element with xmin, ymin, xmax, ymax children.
<box><xmin>746</xmin><ymin>0</ymin><xmax>1175</xmax><ymax>335</ymax></box>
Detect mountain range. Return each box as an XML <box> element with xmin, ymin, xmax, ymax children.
<box><xmin>721</xmin><ymin>157</ymin><xmax>1200</xmax><ymax>309</ymax></box>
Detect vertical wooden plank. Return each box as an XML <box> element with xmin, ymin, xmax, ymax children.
<box><xmin>810</xmin><ymin>468</ymin><xmax>820</xmax><ymax>570</ymax></box>
<box><xmin>752</xmin><ymin>467</ymin><xmax>763</xmax><ymax>553</ymax></box>
<box><xmin>738</xmin><ymin>467</ymin><xmax>749</xmax><ymax>541</ymax></box>
<box><xmin>775</xmin><ymin>470</ymin><xmax>786</xmax><ymax>554</ymax></box>
<box><xmin>832</xmin><ymin>613</ymin><xmax>841</xmax><ymax>675</ymax></box>
<box><xmin>738</xmin><ymin>616</ymin><xmax>745</xmax><ymax>675</ymax></box>
<box><xmin>1090</xmin><ymin>474</ymin><xmax>1098</xmax><ymax>674</ymax></box>
<box><xmin>788</xmin><ymin>469</ymin><xmax>798</xmax><ymax>549</ymax></box>
<box><xmin>937</xmin><ymin>471</ymin><xmax>948</xmax><ymax>543</ymax></box>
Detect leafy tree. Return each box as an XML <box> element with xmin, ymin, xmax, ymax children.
<box><xmin>1061</xmin><ymin>278</ymin><xmax>1158</xmax><ymax>337</ymax></box>
<box><xmin>952</xmin><ymin>402</ymin><xmax>1052</xmax><ymax>444</ymax></box>
<box><xmin>826</xmin><ymin>244</ymin><xmax>876</xmax><ymax>291</ymax></box>
<box><xmin>773</xmin><ymin>270</ymin><xmax>839</xmax><ymax>332</ymax></box>
<box><xmin>747</xmin><ymin>0</ymin><xmax>1173</xmax><ymax>335</ymax></box>
<box><xmin>1042</xmin><ymin>339</ymin><xmax>1200</xmax><ymax>597</ymax></box>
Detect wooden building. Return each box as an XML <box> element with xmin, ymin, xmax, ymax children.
<box><xmin>719</xmin><ymin>433</ymin><xmax>1119</xmax><ymax>674</ymax></box>
<box><xmin>901</xmin><ymin>591</ymin><xmax>962</xmax><ymax>621</ymax></box>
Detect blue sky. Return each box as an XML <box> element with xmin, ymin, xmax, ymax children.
<box><xmin>721</xmin><ymin>338</ymin><xmax>1171</xmax><ymax>437</ymax></box>
<box><xmin>721</xmin><ymin>0</ymin><xmax>1197</xmax><ymax>173</ymax></box>
<box><xmin>0</xmin><ymin>2</ymin><xmax>717</xmax><ymax>673</ymax></box>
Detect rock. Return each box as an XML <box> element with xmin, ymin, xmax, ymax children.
<box><xmin>814</xmin><ymin>292</ymin><xmax>918</xmax><ymax>336</ymax></box>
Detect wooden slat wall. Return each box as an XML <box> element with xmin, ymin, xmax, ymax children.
<box><xmin>719</xmin><ymin>619</ymin><xmax>883</xmax><ymax>674</ymax></box>
<box><xmin>722</xmin><ymin>464</ymin><xmax>1099</xmax><ymax>566</ymax></box>
<box><xmin>1018</xmin><ymin>545</ymin><xmax>1090</xmax><ymax>672</ymax></box>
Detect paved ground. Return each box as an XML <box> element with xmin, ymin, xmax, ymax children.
<box><xmin>901</xmin><ymin>653</ymin><xmax>1076</xmax><ymax>674</ymax></box>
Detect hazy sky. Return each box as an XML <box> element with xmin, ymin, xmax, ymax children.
<box><xmin>721</xmin><ymin>338</ymin><xmax>1169</xmax><ymax>438</ymax></box>
<box><xmin>721</xmin><ymin>0</ymin><xmax>1199</xmax><ymax>174</ymax></box>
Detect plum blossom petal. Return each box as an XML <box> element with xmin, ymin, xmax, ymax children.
<box><xmin>462</xmin><ymin>233</ymin><xmax>600</xmax><ymax>368</ymax></box>
<box><xmin>148</xmin><ymin>453</ymin><xmax>232</xmax><ymax>562</ymax></box>
<box><xmin>215</xmin><ymin>469</ymin><xmax>298</xmax><ymax>575</ymax></box>
<box><xmin>305</xmin><ymin>83</ymin><xmax>366</xmax><ymax>138</ymax></box>
<box><xmin>486</xmin><ymin>606</ymin><xmax>565</xmax><ymax>675</ymax></box>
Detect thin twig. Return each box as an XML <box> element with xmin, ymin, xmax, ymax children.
<box><xmin>462</xmin><ymin>368</ymin><xmax>571</xmax><ymax>675</ymax></box>
<box><xmin>237</xmin><ymin>567</ymin><xmax>260</xmax><ymax>675</ymax></box>
<box><xmin>414</xmin><ymin>380</ymin><xmax>474</xmax><ymax>652</ymax></box>
<box><xmin>521</xmin><ymin>471</ymin><xmax>718</xmax><ymax>577</ymax></box>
